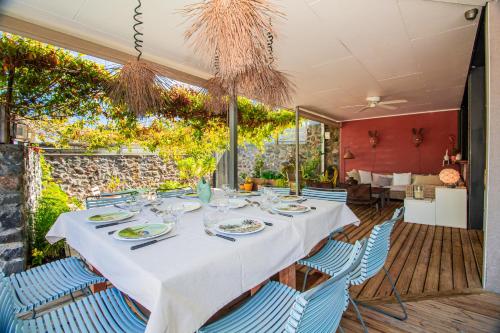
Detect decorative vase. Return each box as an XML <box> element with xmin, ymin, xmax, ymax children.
<box><xmin>239</xmin><ymin>184</ymin><xmax>245</xmax><ymax>190</ymax></box>
<box><xmin>196</xmin><ymin>177</ymin><xmax>212</xmax><ymax>203</ymax></box>
<box><xmin>456</xmin><ymin>153</ymin><xmax>462</xmax><ymax>161</ymax></box>
<box><xmin>243</xmin><ymin>183</ymin><xmax>253</xmax><ymax>192</ymax></box>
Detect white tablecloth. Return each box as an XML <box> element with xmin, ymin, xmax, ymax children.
<box><xmin>47</xmin><ymin>197</ymin><xmax>359</xmax><ymax>333</ymax></box>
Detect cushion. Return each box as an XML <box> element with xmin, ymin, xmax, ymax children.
<box><xmin>413</xmin><ymin>175</ymin><xmax>442</xmax><ymax>186</ymax></box>
<box><xmin>359</xmin><ymin>170</ymin><xmax>372</xmax><ymax>184</ymax></box>
<box><xmin>346</xmin><ymin>169</ymin><xmax>360</xmax><ymax>182</ymax></box>
<box><xmin>372</xmin><ymin>173</ymin><xmax>392</xmax><ymax>187</ymax></box>
<box><xmin>393</xmin><ymin>172</ymin><xmax>412</xmax><ymax>186</ymax></box>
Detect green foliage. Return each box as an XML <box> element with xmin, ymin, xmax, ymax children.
<box><xmin>2</xmin><ymin>33</ymin><xmax>296</xmax><ymax>181</ymax></box>
<box><xmin>252</xmin><ymin>156</ymin><xmax>265</xmax><ymax>178</ymax></box>
<box><xmin>31</xmin><ymin>156</ymin><xmax>71</xmax><ymax>265</ymax></box>
<box><xmin>158</xmin><ymin>180</ymin><xmax>186</xmax><ymax>190</ymax></box>
<box><xmin>275</xmin><ymin>178</ymin><xmax>289</xmax><ymax>188</ymax></box>
<box><xmin>105</xmin><ymin>176</ymin><xmax>121</xmax><ymax>192</ymax></box>
<box><xmin>261</xmin><ymin>170</ymin><xmax>283</xmax><ymax>180</ymax></box>
<box><xmin>0</xmin><ymin>33</ymin><xmax>113</xmax><ymax>120</ymax></box>
<box><xmin>301</xmin><ymin>152</ymin><xmax>321</xmax><ymax>180</ymax></box>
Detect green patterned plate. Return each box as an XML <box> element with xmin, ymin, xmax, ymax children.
<box><xmin>87</xmin><ymin>211</ymin><xmax>136</xmax><ymax>223</ymax></box>
<box><xmin>114</xmin><ymin>223</ymin><xmax>172</xmax><ymax>241</ymax></box>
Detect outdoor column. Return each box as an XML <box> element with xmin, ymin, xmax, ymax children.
<box><xmin>228</xmin><ymin>91</ymin><xmax>238</xmax><ymax>189</ymax></box>
<box><xmin>295</xmin><ymin>106</ymin><xmax>300</xmax><ymax>195</ymax></box>
<box><xmin>484</xmin><ymin>1</ymin><xmax>500</xmax><ymax>293</ymax></box>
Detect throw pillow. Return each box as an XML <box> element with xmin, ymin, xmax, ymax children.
<box><xmin>346</xmin><ymin>169</ymin><xmax>360</xmax><ymax>182</ymax></box>
<box><xmin>359</xmin><ymin>170</ymin><xmax>372</xmax><ymax>184</ymax></box>
<box><xmin>413</xmin><ymin>175</ymin><xmax>443</xmax><ymax>186</ymax></box>
<box><xmin>378</xmin><ymin>175</ymin><xmax>392</xmax><ymax>187</ymax></box>
<box><xmin>393</xmin><ymin>172</ymin><xmax>412</xmax><ymax>186</ymax></box>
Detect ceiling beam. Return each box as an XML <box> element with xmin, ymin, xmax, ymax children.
<box><xmin>427</xmin><ymin>0</ymin><xmax>487</xmax><ymax>6</ymax></box>
<box><xmin>0</xmin><ymin>14</ymin><xmax>208</xmax><ymax>88</ymax></box>
<box><xmin>297</xmin><ymin>107</ymin><xmax>341</xmax><ymax>128</ymax></box>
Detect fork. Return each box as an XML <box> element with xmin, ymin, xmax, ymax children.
<box><xmin>204</xmin><ymin>229</ymin><xmax>236</xmax><ymax>242</ymax></box>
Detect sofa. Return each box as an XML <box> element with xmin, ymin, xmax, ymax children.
<box><xmin>346</xmin><ymin>169</ymin><xmax>443</xmax><ymax>200</ymax></box>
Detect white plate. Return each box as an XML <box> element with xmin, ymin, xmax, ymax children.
<box><xmin>279</xmin><ymin>195</ymin><xmax>304</xmax><ymax>202</ymax></box>
<box><xmin>273</xmin><ymin>203</ymin><xmax>311</xmax><ymax>214</ymax></box>
<box><xmin>113</xmin><ymin>223</ymin><xmax>172</xmax><ymax>241</ymax></box>
<box><xmin>215</xmin><ymin>218</ymin><xmax>265</xmax><ymax>235</ymax></box>
<box><xmin>173</xmin><ymin>201</ymin><xmax>202</xmax><ymax>212</ymax></box>
<box><xmin>209</xmin><ymin>199</ymin><xmax>247</xmax><ymax>209</ymax></box>
<box><xmin>86</xmin><ymin>211</ymin><xmax>136</xmax><ymax>223</ymax></box>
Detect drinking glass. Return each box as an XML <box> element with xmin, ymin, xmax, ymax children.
<box><xmin>216</xmin><ymin>198</ymin><xmax>230</xmax><ymax>214</ymax></box>
<box><xmin>171</xmin><ymin>204</ymin><xmax>185</xmax><ymax>225</ymax></box>
<box><xmin>203</xmin><ymin>211</ymin><xmax>218</xmax><ymax>230</ymax></box>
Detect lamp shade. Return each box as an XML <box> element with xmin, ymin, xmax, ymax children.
<box><xmin>439</xmin><ymin>168</ymin><xmax>460</xmax><ymax>185</ymax></box>
<box><xmin>343</xmin><ymin>149</ymin><xmax>354</xmax><ymax>159</ymax></box>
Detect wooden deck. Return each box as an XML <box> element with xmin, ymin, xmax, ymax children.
<box><xmin>297</xmin><ymin>201</ymin><xmax>484</xmax><ymax>301</ymax></box>
<box><xmin>341</xmin><ymin>292</ymin><xmax>500</xmax><ymax>333</ymax></box>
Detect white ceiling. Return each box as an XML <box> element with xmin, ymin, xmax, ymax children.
<box><xmin>0</xmin><ymin>0</ymin><xmax>485</xmax><ymax>120</ymax></box>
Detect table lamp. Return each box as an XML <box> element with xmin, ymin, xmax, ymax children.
<box><xmin>439</xmin><ymin>168</ymin><xmax>460</xmax><ymax>187</ymax></box>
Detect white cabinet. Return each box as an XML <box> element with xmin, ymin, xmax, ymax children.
<box><xmin>404</xmin><ymin>198</ymin><xmax>436</xmax><ymax>225</ymax></box>
<box><xmin>435</xmin><ymin>187</ymin><xmax>467</xmax><ymax>229</ymax></box>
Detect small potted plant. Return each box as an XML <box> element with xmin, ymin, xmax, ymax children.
<box><xmin>243</xmin><ymin>177</ymin><xmax>254</xmax><ymax>192</ymax></box>
<box><xmin>239</xmin><ymin>172</ymin><xmax>247</xmax><ymax>190</ymax></box>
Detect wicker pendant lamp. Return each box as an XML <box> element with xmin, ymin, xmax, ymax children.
<box><xmin>107</xmin><ymin>0</ymin><xmax>164</xmax><ymax>117</ymax></box>
<box><xmin>182</xmin><ymin>0</ymin><xmax>294</xmax><ymax>109</ymax></box>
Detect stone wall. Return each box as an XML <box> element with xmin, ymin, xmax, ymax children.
<box><xmin>0</xmin><ymin>145</ymin><xmax>26</xmax><ymax>274</ymax></box>
<box><xmin>44</xmin><ymin>153</ymin><xmax>180</xmax><ymax>201</ymax></box>
<box><xmin>238</xmin><ymin>124</ymin><xmax>339</xmax><ymax>178</ymax></box>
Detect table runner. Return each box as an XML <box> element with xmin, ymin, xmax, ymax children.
<box><xmin>47</xmin><ymin>197</ymin><xmax>359</xmax><ymax>333</ymax></box>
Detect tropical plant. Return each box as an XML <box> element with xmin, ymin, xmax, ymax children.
<box><xmin>158</xmin><ymin>180</ymin><xmax>187</xmax><ymax>190</ymax></box>
<box><xmin>252</xmin><ymin>156</ymin><xmax>265</xmax><ymax>178</ymax></box>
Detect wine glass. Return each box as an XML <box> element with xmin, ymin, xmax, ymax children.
<box><xmin>171</xmin><ymin>204</ymin><xmax>185</xmax><ymax>226</ymax></box>
<box><xmin>216</xmin><ymin>198</ymin><xmax>230</xmax><ymax>214</ymax></box>
<box><xmin>203</xmin><ymin>211</ymin><xmax>218</xmax><ymax>230</ymax></box>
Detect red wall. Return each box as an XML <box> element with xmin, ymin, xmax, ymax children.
<box><xmin>340</xmin><ymin>111</ymin><xmax>458</xmax><ymax>178</ymax></box>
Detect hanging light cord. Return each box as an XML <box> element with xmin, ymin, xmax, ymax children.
<box><xmin>133</xmin><ymin>0</ymin><xmax>144</xmax><ymax>61</ymax></box>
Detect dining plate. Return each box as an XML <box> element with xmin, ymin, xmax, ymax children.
<box><xmin>181</xmin><ymin>192</ymin><xmax>199</xmax><ymax>199</ymax></box>
<box><xmin>173</xmin><ymin>201</ymin><xmax>202</xmax><ymax>212</ymax></box>
<box><xmin>279</xmin><ymin>195</ymin><xmax>304</xmax><ymax>202</ymax></box>
<box><xmin>273</xmin><ymin>203</ymin><xmax>311</xmax><ymax>214</ymax></box>
<box><xmin>114</xmin><ymin>223</ymin><xmax>172</xmax><ymax>241</ymax></box>
<box><xmin>86</xmin><ymin>211</ymin><xmax>136</xmax><ymax>223</ymax></box>
<box><xmin>234</xmin><ymin>191</ymin><xmax>259</xmax><ymax>197</ymax></box>
<box><xmin>215</xmin><ymin>218</ymin><xmax>265</xmax><ymax>235</ymax></box>
<box><xmin>209</xmin><ymin>199</ymin><xmax>247</xmax><ymax>209</ymax></box>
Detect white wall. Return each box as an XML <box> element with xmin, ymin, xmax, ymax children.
<box><xmin>484</xmin><ymin>1</ymin><xmax>500</xmax><ymax>293</ymax></box>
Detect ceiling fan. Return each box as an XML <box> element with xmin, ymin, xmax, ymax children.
<box><xmin>343</xmin><ymin>96</ymin><xmax>408</xmax><ymax>113</ymax></box>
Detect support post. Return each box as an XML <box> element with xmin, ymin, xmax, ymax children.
<box><xmin>295</xmin><ymin>107</ymin><xmax>300</xmax><ymax>195</ymax></box>
<box><xmin>228</xmin><ymin>92</ymin><xmax>238</xmax><ymax>189</ymax></box>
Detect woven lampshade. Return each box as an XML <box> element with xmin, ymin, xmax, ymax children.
<box><xmin>439</xmin><ymin>168</ymin><xmax>460</xmax><ymax>185</ymax></box>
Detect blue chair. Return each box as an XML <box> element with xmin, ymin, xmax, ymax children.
<box><xmin>298</xmin><ymin>207</ymin><xmax>407</xmax><ymax>332</ymax></box>
<box><xmin>0</xmin><ymin>275</ymin><xmax>147</xmax><ymax>333</ymax></box>
<box><xmin>7</xmin><ymin>257</ymin><xmax>106</xmax><ymax>316</ymax></box>
<box><xmin>259</xmin><ymin>186</ymin><xmax>291</xmax><ymax>195</ymax></box>
<box><xmin>301</xmin><ymin>187</ymin><xmax>347</xmax><ymax>203</ymax></box>
<box><xmin>198</xmin><ymin>240</ymin><xmax>365</xmax><ymax>333</ymax></box>
<box><xmin>156</xmin><ymin>188</ymin><xmax>191</xmax><ymax>198</ymax></box>
<box><xmin>301</xmin><ymin>187</ymin><xmax>349</xmax><ymax>241</ymax></box>
<box><xmin>85</xmin><ymin>191</ymin><xmax>137</xmax><ymax>209</ymax></box>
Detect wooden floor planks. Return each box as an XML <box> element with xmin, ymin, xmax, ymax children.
<box><xmin>340</xmin><ymin>293</ymin><xmax>500</xmax><ymax>333</ymax></box>
<box><xmin>299</xmin><ymin>201</ymin><xmax>484</xmax><ymax>301</ymax></box>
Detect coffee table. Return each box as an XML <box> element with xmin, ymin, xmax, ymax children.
<box><xmin>371</xmin><ymin>187</ymin><xmax>390</xmax><ymax>208</ymax></box>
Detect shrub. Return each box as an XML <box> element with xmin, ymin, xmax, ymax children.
<box><xmin>30</xmin><ymin>156</ymin><xmax>73</xmax><ymax>266</ymax></box>
<box><xmin>158</xmin><ymin>180</ymin><xmax>186</xmax><ymax>190</ymax></box>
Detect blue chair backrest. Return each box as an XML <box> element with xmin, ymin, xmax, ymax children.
<box><xmin>0</xmin><ymin>275</ymin><xmax>20</xmax><ymax>333</ymax></box>
<box><xmin>85</xmin><ymin>192</ymin><xmax>137</xmax><ymax>209</ymax></box>
<box><xmin>259</xmin><ymin>187</ymin><xmax>291</xmax><ymax>195</ymax></box>
<box><xmin>358</xmin><ymin>220</ymin><xmax>397</xmax><ymax>281</ymax></box>
<box><xmin>285</xmin><ymin>241</ymin><xmax>364</xmax><ymax>333</ymax></box>
<box><xmin>392</xmin><ymin>206</ymin><xmax>405</xmax><ymax>221</ymax></box>
<box><xmin>301</xmin><ymin>188</ymin><xmax>347</xmax><ymax>203</ymax></box>
<box><xmin>156</xmin><ymin>188</ymin><xmax>191</xmax><ymax>198</ymax></box>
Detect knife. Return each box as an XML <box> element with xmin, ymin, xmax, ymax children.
<box><xmin>130</xmin><ymin>234</ymin><xmax>178</xmax><ymax>250</ymax></box>
<box><xmin>95</xmin><ymin>219</ymin><xmax>137</xmax><ymax>229</ymax></box>
<box><xmin>264</xmin><ymin>222</ymin><xmax>273</xmax><ymax>226</ymax></box>
<box><xmin>277</xmin><ymin>212</ymin><xmax>294</xmax><ymax>218</ymax></box>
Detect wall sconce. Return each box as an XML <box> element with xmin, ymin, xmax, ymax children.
<box><xmin>368</xmin><ymin>130</ymin><xmax>379</xmax><ymax>148</ymax></box>
<box><xmin>412</xmin><ymin>128</ymin><xmax>423</xmax><ymax>147</ymax></box>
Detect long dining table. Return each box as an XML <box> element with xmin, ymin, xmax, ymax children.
<box><xmin>47</xmin><ymin>193</ymin><xmax>360</xmax><ymax>333</ymax></box>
